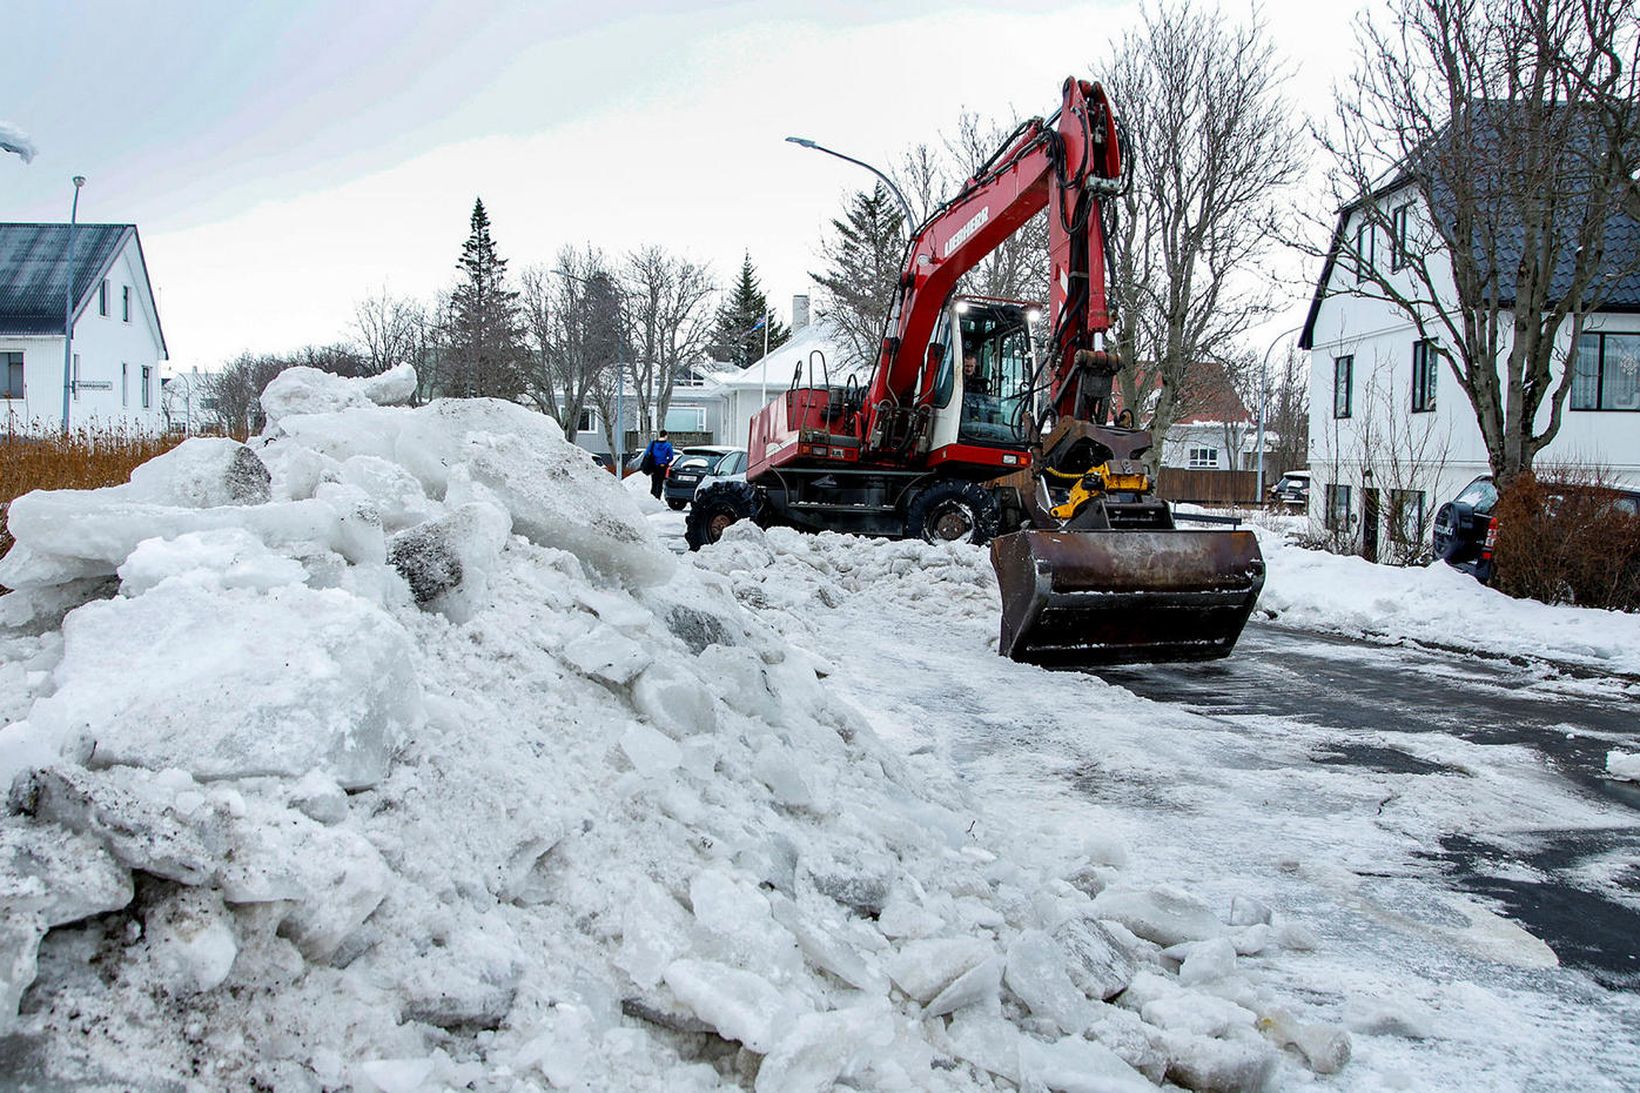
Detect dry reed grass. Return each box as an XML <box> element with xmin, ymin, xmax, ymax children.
<box><xmin>0</xmin><ymin>423</ymin><xmax>185</xmax><ymax>566</ymax></box>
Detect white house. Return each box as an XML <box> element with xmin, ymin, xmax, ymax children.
<box><xmin>0</xmin><ymin>222</ymin><xmax>169</xmax><ymax>433</ymax></box>
<box><xmin>711</xmin><ymin>320</ymin><xmax>862</xmax><ymax>448</ymax></box>
<box><xmin>1299</xmin><ymin>176</ymin><xmax>1640</xmax><ymax>562</ymax></box>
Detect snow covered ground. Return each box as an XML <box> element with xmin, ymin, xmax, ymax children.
<box><xmin>0</xmin><ymin>369</ymin><xmax>1354</xmax><ymax>1091</ymax></box>
<box><xmin>1</xmin><ymin>372</ymin><xmax>1633</xmax><ymax>1090</ymax></box>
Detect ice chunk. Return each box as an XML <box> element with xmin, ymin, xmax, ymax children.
<box><xmin>360</xmin><ymin>363</ymin><xmax>418</xmax><ymax>407</ymax></box>
<box><xmin>1003</xmin><ymin>929</ymin><xmax>1095</xmax><ymax>1034</ymax></box>
<box><xmin>288</xmin><ymin>770</ymin><xmax>349</xmax><ymax>825</ymax></box>
<box><xmin>755</xmin><ymin>1004</ymin><xmax>895</xmax><ymax>1092</ymax></box>
<box><xmin>1018</xmin><ymin>1034</ymin><xmax>1154</xmax><ymax>1093</ymax></box>
<box><xmin>12</xmin><ymin>766</ymin><xmax>215</xmax><ymax>884</ymax></box>
<box><xmin>616</xmin><ymin>880</ymin><xmax>695</xmax><ymax>990</ymax></box>
<box><xmin>127</xmin><ymin>438</ymin><xmax>272</xmax><ymax>507</ymax></box>
<box><xmin>340</xmin><ymin>454</ymin><xmax>434</xmax><ymax>531</ymax></box>
<box><xmin>1273</xmin><ymin>919</ymin><xmax>1320</xmax><ymax>951</ymax></box>
<box><xmin>117</xmin><ymin>529</ymin><xmax>308</xmax><ymax>597</ymax></box>
<box><xmin>463</xmin><ymin>433</ymin><xmax>674</xmax><ymax>587</ymax></box>
<box><xmin>1052</xmin><ymin>914</ymin><xmax>1137</xmax><ymax>1001</ymax></box>
<box><xmin>1140</xmin><ymin>989</ymin><xmax>1257</xmax><ymax>1038</ymax></box>
<box><xmin>663</xmin><ymin>958</ymin><xmax>793</xmax><ymax>1053</ymax></box>
<box><xmin>0</xmin><ymin>819</ymin><xmax>132</xmax><ymax>927</ymax></box>
<box><xmin>398</xmin><ymin>911</ymin><xmax>525</xmax><ymax>1030</ymax></box>
<box><xmin>1092</xmin><ymin>884</ymin><xmax>1223</xmax><ymax>946</ymax></box>
<box><xmin>621</xmin><ymin>724</ymin><xmax>682</xmax><ymax>778</ymax></box>
<box><xmin>1177</xmin><ymin>937</ymin><xmax>1238</xmax><ymax>986</ymax></box>
<box><xmin>689</xmin><ymin>870</ymin><xmax>801</xmax><ymax>977</ymax></box>
<box><xmin>1160</xmin><ymin>1031</ymin><xmax>1280</xmax><ymax>1092</ymax></box>
<box><xmin>753</xmin><ymin>745</ymin><xmax>818</xmax><ymax>810</ymax></box>
<box><xmin>356</xmin><ymin>1057</ymin><xmax>435</xmax><ymax>1093</ymax></box>
<box><xmin>769</xmin><ymin>895</ymin><xmax>885</xmax><ymax>993</ymax></box>
<box><xmin>387</xmin><ymin>501</ymin><xmax>511</xmax><ymax>612</ymax></box>
<box><xmin>144</xmin><ymin>887</ymin><xmax>237</xmax><ymax>995</ymax></box>
<box><xmin>884</xmin><ymin>937</ymin><xmax>991</xmax><ymax>1003</ymax></box>
<box><xmin>631</xmin><ymin>666</ymin><xmax>718</xmax><ymax>738</ymax></box>
<box><xmin>1</xmin><ymin>910</ymin><xmax>44</xmax><ymax>1035</ymax></box>
<box><xmin>1606</xmin><ymin>750</ymin><xmax>1640</xmax><ymax>782</ymax></box>
<box><xmin>562</xmin><ymin>628</ymin><xmax>650</xmax><ymax>685</ymax></box>
<box><xmin>1262</xmin><ymin>1009</ymin><xmax>1352</xmax><ymax>1074</ymax></box>
<box><xmin>29</xmin><ymin>583</ymin><xmax>419</xmax><ymax>789</ymax></box>
<box><xmin>1228</xmin><ymin>895</ymin><xmax>1272</xmax><ymax>927</ymax></box>
<box><xmin>945</xmin><ymin>1011</ymin><xmax>1023</xmax><ymax>1083</ymax></box>
<box><xmin>925</xmin><ymin>953</ymin><xmax>1002</xmax><ymax>1016</ymax></box>
<box><xmin>260</xmin><ymin>366</ymin><xmax>376</xmax><ymax>425</ymax></box>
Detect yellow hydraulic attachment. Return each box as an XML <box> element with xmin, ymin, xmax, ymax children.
<box><xmin>1045</xmin><ymin>464</ymin><xmax>1151</xmax><ymax>522</ymax></box>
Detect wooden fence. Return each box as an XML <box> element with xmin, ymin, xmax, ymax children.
<box><xmin>1156</xmin><ymin>468</ymin><xmax>1263</xmax><ymax>506</ymax></box>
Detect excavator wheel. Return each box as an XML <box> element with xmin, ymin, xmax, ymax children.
<box><xmin>686</xmin><ymin>481</ymin><xmax>764</xmax><ymax>551</ymax></box>
<box><xmin>904</xmin><ymin>480</ymin><xmax>1000</xmax><ymax>546</ymax></box>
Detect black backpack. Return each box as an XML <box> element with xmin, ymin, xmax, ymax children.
<box><xmin>639</xmin><ymin>444</ymin><xmax>655</xmax><ymax>475</ymax></box>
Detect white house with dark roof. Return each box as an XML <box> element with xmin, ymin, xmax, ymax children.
<box><xmin>0</xmin><ymin>223</ymin><xmax>169</xmax><ymax>433</ymax></box>
<box><xmin>1298</xmin><ymin>158</ymin><xmax>1640</xmax><ymax>562</ymax></box>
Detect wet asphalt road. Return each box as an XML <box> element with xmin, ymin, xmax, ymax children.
<box><xmin>1098</xmin><ymin>623</ymin><xmax>1640</xmax><ymax>990</ymax></box>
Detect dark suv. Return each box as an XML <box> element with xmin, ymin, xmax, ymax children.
<box><xmin>1433</xmin><ymin>474</ymin><xmax>1640</xmax><ymax>585</ymax></box>
<box><xmin>662</xmin><ymin>446</ymin><xmax>736</xmax><ymax>510</ymax></box>
<box><xmin>1432</xmin><ymin>476</ymin><xmax>1501</xmax><ymax>583</ymax></box>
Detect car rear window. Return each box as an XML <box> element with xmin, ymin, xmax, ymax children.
<box><xmin>1456</xmin><ymin>478</ymin><xmax>1498</xmax><ymax>509</ymax></box>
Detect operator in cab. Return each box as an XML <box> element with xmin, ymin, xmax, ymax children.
<box><xmin>962</xmin><ymin>352</ymin><xmax>990</xmax><ymax>395</ymax></box>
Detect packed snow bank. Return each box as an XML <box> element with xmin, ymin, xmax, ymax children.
<box><xmin>1255</xmin><ymin>528</ymin><xmax>1640</xmax><ymax>676</ymax></box>
<box><xmin>2</xmin><ymin>370</ymin><xmax>1348</xmax><ymax>1088</ymax></box>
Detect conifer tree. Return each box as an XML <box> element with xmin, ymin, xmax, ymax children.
<box><xmin>709</xmin><ymin>253</ymin><xmax>788</xmax><ymax>368</ymax></box>
<box><xmin>445</xmin><ymin>198</ymin><xmax>526</xmax><ymax>399</ymax></box>
<box><xmin>811</xmin><ymin>185</ymin><xmax>906</xmax><ymax>368</ymax></box>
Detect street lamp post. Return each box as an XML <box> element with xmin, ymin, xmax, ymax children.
<box><xmin>1256</xmin><ymin>324</ymin><xmax>1305</xmax><ymax>503</ymax></box>
<box><xmin>785</xmin><ymin>137</ymin><xmax>917</xmax><ymax>231</ymax></box>
<box><xmin>61</xmin><ymin>175</ymin><xmax>85</xmax><ymax>431</ymax></box>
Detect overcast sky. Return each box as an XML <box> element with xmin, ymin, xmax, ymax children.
<box><xmin>2</xmin><ymin>0</ymin><xmax>1368</xmax><ymax>371</ymax></box>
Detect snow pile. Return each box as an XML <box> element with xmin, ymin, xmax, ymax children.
<box><xmin>1255</xmin><ymin>528</ymin><xmax>1640</xmax><ymax>675</ymax></box>
<box><xmin>2</xmin><ymin>370</ymin><xmax>1346</xmax><ymax>1089</ymax></box>
<box><xmin>1607</xmin><ymin>751</ymin><xmax>1640</xmax><ymax>782</ymax></box>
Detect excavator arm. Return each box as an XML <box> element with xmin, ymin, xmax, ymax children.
<box><xmin>863</xmin><ymin>78</ymin><xmax>1124</xmax><ymax>452</ymax></box>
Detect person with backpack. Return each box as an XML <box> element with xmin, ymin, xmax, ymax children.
<box><xmin>639</xmin><ymin>431</ymin><xmax>674</xmax><ymax>498</ymax></box>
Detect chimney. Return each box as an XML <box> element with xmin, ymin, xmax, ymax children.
<box><xmin>791</xmin><ymin>294</ymin><xmax>810</xmax><ymax>332</ymax></box>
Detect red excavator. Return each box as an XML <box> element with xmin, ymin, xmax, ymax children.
<box><xmin>687</xmin><ymin>77</ymin><xmax>1264</xmax><ymax>666</ymax></box>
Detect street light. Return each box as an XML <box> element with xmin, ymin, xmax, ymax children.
<box><xmin>553</xmin><ymin>267</ymin><xmax>629</xmax><ymax>474</ymax></box>
<box><xmin>1255</xmin><ymin>324</ymin><xmax>1305</xmax><ymax>502</ymax></box>
<box><xmin>61</xmin><ymin>175</ymin><xmax>85</xmax><ymax>431</ymax></box>
<box><xmin>785</xmin><ymin>136</ymin><xmax>917</xmax><ymax>231</ymax></box>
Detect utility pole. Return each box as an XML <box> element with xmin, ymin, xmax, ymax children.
<box><xmin>61</xmin><ymin>175</ymin><xmax>85</xmax><ymax>431</ymax></box>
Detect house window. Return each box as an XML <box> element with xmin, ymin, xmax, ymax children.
<box><xmin>569</xmin><ymin>407</ymin><xmax>596</xmax><ymax>432</ymax></box>
<box><xmin>1187</xmin><ymin>447</ymin><xmax>1219</xmax><ymax>469</ymax></box>
<box><xmin>1353</xmin><ymin>219</ymin><xmax>1374</xmax><ymax>281</ymax></box>
<box><xmin>72</xmin><ymin>354</ymin><xmax>80</xmax><ymax>401</ymax></box>
<box><xmin>122</xmin><ymin>285</ymin><xmax>132</xmax><ymax>323</ymax></box>
<box><xmin>1411</xmin><ymin>339</ymin><xmax>1437</xmax><ymax>412</ymax></box>
<box><xmin>141</xmin><ymin>365</ymin><xmax>152</xmax><ymax>408</ymax></box>
<box><xmin>1389</xmin><ymin>489</ymin><xmax>1427</xmax><ymax>544</ymax></box>
<box><xmin>1</xmin><ymin>352</ymin><xmax>22</xmax><ymax>399</ymax></box>
<box><xmin>664</xmin><ymin>406</ymin><xmax>706</xmax><ymax>433</ymax></box>
<box><xmin>1325</xmin><ymin>483</ymin><xmax>1352</xmax><ymax>531</ymax></box>
<box><xmin>122</xmin><ymin>363</ymin><xmax>129</xmax><ymax>407</ymax></box>
<box><xmin>1333</xmin><ymin>355</ymin><xmax>1353</xmax><ymax>418</ymax></box>
<box><xmin>1571</xmin><ymin>332</ymin><xmax>1640</xmax><ymax>411</ymax></box>
<box><xmin>98</xmin><ymin>280</ymin><xmax>109</xmax><ymax>316</ymax></box>
<box><xmin>1391</xmin><ymin>205</ymin><xmax>1411</xmax><ymax>270</ymax></box>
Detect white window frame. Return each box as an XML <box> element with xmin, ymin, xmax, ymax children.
<box><xmin>121</xmin><ymin>362</ymin><xmax>129</xmax><ymax>406</ymax></box>
<box><xmin>663</xmin><ymin>405</ymin><xmax>706</xmax><ymax>433</ymax></box>
<box><xmin>72</xmin><ymin>353</ymin><xmax>80</xmax><ymax>401</ymax></box>
<box><xmin>1187</xmin><ymin>447</ymin><xmax>1218</xmax><ymax>469</ymax></box>
<box><xmin>1</xmin><ymin>351</ymin><xmax>23</xmax><ymax>399</ymax></box>
<box><xmin>122</xmin><ymin>285</ymin><xmax>132</xmax><ymax>323</ymax></box>
<box><xmin>141</xmin><ymin>365</ymin><xmax>152</xmax><ymax>409</ymax></box>
<box><xmin>98</xmin><ymin>279</ymin><xmax>109</xmax><ymax>316</ymax></box>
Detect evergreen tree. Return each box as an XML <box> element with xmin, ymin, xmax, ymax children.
<box><xmin>709</xmin><ymin>253</ymin><xmax>788</xmax><ymax>368</ymax></box>
<box><xmin>810</xmin><ymin>185</ymin><xmax>905</xmax><ymax>369</ymax></box>
<box><xmin>445</xmin><ymin>198</ymin><xmax>526</xmax><ymax>399</ymax></box>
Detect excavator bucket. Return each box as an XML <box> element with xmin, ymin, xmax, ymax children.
<box><xmin>991</xmin><ymin>529</ymin><xmax>1266</xmax><ymax>667</ymax></box>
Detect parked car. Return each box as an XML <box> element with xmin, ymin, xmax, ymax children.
<box><xmin>663</xmin><ymin>446</ymin><xmax>738</xmax><ymax>510</ymax></box>
<box><xmin>690</xmin><ymin>448</ymin><xmax>748</xmax><ymax>500</ymax></box>
<box><xmin>1267</xmin><ymin>470</ymin><xmax>1310</xmax><ymax>508</ymax></box>
<box><xmin>1432</xmin><ymin>476</ymin><xmax>1502</xmax><ymax>582</ymax></box>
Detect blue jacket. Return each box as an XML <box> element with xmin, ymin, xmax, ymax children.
<box><xmin>647</xmin><ymin>440</ymin><xmax>674</xmax><ymax>468</ymax></box>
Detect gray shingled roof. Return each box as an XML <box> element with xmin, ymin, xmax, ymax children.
<box><xmin>0</xmin><ymin>223</ymin><xmax>135</xmax><ymax>336</ymax></box>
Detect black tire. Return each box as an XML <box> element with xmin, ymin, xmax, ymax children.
<box><xmin>686</xmin><ymin>481</ymin><xmax>764</xmax><ymax>551</ymax></box>
<box><xmin>667</xmin><ymin>498</ymin><xmax>687</xmax><ymax>511</ymax></box>
<box><xmin>904</xmin><ymin>479</ymin><xmax>1000</xmax><ymax>546</ymax></box>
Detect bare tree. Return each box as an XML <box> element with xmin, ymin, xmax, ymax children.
<box><xmin>352</xmin><ymin>288</ymin><xmax>424</xmax><ymax>376</ymax></box>
<box><xmin>621</xmin><ymin>246</ymin><xmax>717</xmax><ymax>434</ymax></box>
<box><xmin>545</xmin><ymin>246</ymin><xmax>622</xmax><ymax>448</ymax></box>
<box><xmin>518</xmin><ymin>266</ymin><xmax>563</xmax><ymax>426</ymax></box>
<box><xmin>1319</xmin><ymin>0</ymin><xmax>1640</xmax><ymax>488</ymax></box>
<box><xmin>1102</xmin><ymin>1</ymin><xmax>1308</xmax><ymax>469</ymax></box>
